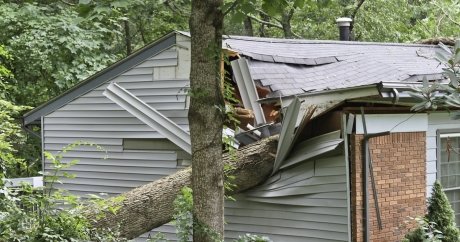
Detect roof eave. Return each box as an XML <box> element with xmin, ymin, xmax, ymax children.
<box><xmin>258</xmin><ymin>84</ymin><xmax>381</xmax><ymax>105</ymax></box>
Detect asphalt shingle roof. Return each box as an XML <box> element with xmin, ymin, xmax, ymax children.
<box><xmin>224</xmin><ymin>36</ymin><xmax>446</xmax><ymax>97</ymax></box>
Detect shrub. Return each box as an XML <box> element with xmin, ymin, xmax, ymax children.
<box><xmin>0</xmin><ymin>144</ymin><xmax>126</xmax><ymax>241</ymax></box>
<box><xmin>403</xmin><ymin>217</ymin><xmax>442</xmax><ymax>242</ymax></box>
<box><xmin>426</xmin><ymin>180</ymin><xmax>460</xmax><ymax>242</ymax></box>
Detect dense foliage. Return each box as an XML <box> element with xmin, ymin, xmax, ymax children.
<box><xmin>0</xmin><ymin>45</ymin><xmax>40</xmax><ymax>178</ymax></box>
<box><xmin>224</xmin><ymin>0</ymin><xmax>460</xmax><ymax>41</ymax></box>
<box><xmin>0</xmin><ymin>142</ymin><xmax>128</xmax><ymax>241</ymax></box>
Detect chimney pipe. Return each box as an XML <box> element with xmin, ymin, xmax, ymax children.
<box><xmin>336</xmin><ymin>17</ymin><xmax>352</xmax><ymax>41</ymax></box>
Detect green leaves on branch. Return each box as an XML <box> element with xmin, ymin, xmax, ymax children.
<box><xmin>0</xmin><ymin>2</ymin><xmax>121</xmax><ymax>106</ymax></box>
<box><xmin>409</xmin><ymin>40</ymin><xmax>460</xmax><ymax>114</ymax></box>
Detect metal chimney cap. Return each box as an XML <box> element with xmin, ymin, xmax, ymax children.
<box><xmin>336</xmin><ymin>17</ymin><xmax>353</xmax><ymax>27</ymax></box>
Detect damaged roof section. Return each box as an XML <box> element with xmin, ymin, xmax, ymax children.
<box><xmin>224</xmin><ymin>36</ymin><xmax>447</xmax><ymax>98</ymax></box>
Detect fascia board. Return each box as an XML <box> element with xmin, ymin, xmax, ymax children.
<box><xmin>259</xmin><ymin>85</ymin><xmax>380</xmax><ymax>106</ymax></box>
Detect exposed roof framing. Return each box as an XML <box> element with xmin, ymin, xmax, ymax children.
<box><xmin>231</xmin><ymin>57</ymin><xmax>267</xmax><ymax>126</ymax></box>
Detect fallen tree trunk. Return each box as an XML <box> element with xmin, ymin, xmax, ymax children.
<box><xmin>85</xmin><ymin>136</ymin><xmax>278</xmax><ymax>239</ymax></box>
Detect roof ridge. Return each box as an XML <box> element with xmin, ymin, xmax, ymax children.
<box><xmin>224</xmin><ymin>35</ymin><xmax>442</xmax><ymax>48</ymax></box>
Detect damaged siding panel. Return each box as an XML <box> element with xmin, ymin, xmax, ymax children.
<box><xmin>225</xmin><ymin>155</ymin><xmax>348</xmax><ymax>241</ymax></box>
<box><xmin>273</xmin><ymin>97</ymin><xmax>301</xmax><ymax>173</ymax></box>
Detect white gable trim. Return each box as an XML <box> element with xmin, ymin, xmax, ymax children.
<box><xmin>103</xmin><ymin>82</ymin><xmax>191</xmax><ymax>154</ymax></box>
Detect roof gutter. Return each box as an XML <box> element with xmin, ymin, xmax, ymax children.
<box><xmin>378</xmin><ymin>81</ymin><xmax>449</xmax><ymax>104</ymax></box>
<box><xmin>258</xmin><ymin>84</ymin><xmax>380</xmax><ymax>106</ymax></box>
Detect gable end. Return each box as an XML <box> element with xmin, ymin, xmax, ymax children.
<box><xmin>24</xmin><ymin>32</ymin><xmax>178</xmax><ymax>125</ymax></box>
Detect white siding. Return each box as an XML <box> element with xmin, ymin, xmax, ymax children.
<box><xmin>427</xmin><ymin>112</ymin><xmax>460</xmax><ymax>196</ymax></box>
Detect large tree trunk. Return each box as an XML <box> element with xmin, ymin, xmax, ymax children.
<box><xmin>86</xmin><ymin>136</ymin><xmax>278</xmax><ymax>240</ymax></box>
<box><xmin>188</xmin><ymin>0</ymin><xmax>225</xmax><ymax>241</ymax></box>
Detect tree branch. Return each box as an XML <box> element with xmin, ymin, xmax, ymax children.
<box><xmin>246</xmin><ymin>14</ymin><xmax>283</xmax><ymax>29</ymax></box>
<box><xmin>256</xmin><ymin>9</ymin><xmax>281</xmax><ymax>23</ymax></box>
<box><xmin>350</xmin><ymin>0</ymin><xmax>366</xmax><ymax>31</ymax></box>
<box><xmin>223</xmin><ymin>0</ymin><xmax>239</xmax><ymax>16</ymax></box>
<box><xmin>60</xmin><ymin>0</ymin><xmax>77</xmax><ymax>6</ymax></box>
<box><xmin>163</xmin><ymin>0</ymin><xmax>190</xmax><ymax>17</ymax></box>
<box><xmin>433</xmin><ymin>1</ymin><xmax>460</xmax><ymax>27</ymax></box>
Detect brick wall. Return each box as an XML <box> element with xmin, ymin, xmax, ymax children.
<box><xmin>350</xmin><ymin>132</ymin><xmax>426</xmax><ymax>242</ymax></box>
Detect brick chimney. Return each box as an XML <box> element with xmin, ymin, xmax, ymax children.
<box><xmin>336</xmin><ymin>17</ymin><xmax>352</xmax><ymax>41</ymax></box>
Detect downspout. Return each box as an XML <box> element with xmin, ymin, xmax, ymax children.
<box><xmin>391</xmin><ymin>88</ymin><xmax>400</xmax><ymax>104</ymax></box>
<box><xmin>360</xmin><ymin>107</ymin><xmax>389</xmax><ymax>242</ymax></box>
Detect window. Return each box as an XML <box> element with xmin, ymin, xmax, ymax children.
<box><xmin>438</xmin><ymin>131</ymin><xmax>460</xmax><ymax>226</ymax></box>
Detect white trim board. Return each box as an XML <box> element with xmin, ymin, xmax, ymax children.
<box><xmin>355</xmin><ymin>113</ymin><xmax>428</xmax><ymax>134</ymax></box>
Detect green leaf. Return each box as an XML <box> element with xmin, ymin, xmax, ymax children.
<box><xmin>294</xmin><ymin>0</ymin><xmax>306</xmax><ymax>8</ymax></box>
<box><xmin>111</xmin><ymin>0</ymin><xmax>131</xmax><ymax>9</ymax></box>
<box><xmin>230</xmin><ymin>11</ymin><xmax>246</xmax><ymax>23</ymax></box>
<box><xmin>78</xmin><ymin>0</ymin><xmax>91</xmax><ymax>4</ymax></box>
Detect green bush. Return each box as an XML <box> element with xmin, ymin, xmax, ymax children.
<box><xmin>0</xmin><ymin>144</ymin><xmax>126</xmax><ymax>241</ymax></box>
<box><xmin>426</xmin><ymin>181</ymin><xmax>460</xmax><ymax>242</ymax></box>
<box><xmin>403</xmin><ymin>217</ymin><xmax>442</xmax><ymax>242</ymax></box>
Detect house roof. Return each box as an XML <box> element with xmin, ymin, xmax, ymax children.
<box><xmin>24</xmin><ymin>31</ymin><xmax>448</xmax><ymax>125</ymax></box>
<box><xmin>223</xmin><ymin>36</ymin><xmax>447</xmax><ymax>97</ymax></box>
<box><xmin>23</xmin><ymin>31</ymin><xmax>180</xmax><ymax>125</ymax></box>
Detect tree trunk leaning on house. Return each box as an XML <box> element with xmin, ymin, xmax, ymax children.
<box><xmin>85</xmin><ymin>136</ymin><xmax>278</xmax><ymax>240</ymax></box>
<box><xmin>188</xmin><ymin>0</ymin><xmax>226</xmax><ymax>241</ymax></box>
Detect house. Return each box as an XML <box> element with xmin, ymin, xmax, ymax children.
<box><xmin>23</xmin><ymin>29</ymin><xmax>457</xmax><ymax>242</ymax></box>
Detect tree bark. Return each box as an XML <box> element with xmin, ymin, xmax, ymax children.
<box><xmin>85</xmin><ymin>136</ymin><xmax>278</xmax><ymax>240</ymax></box>
<box><xmin>243</xmin><ymin>16</ymin><xmax>254</xmax><ymax>36</ymax></box>
<box><xmin>281</xmin><ymin>8</ymin><xmax>294</xmax><ymax>39</ymax></box>
<box><xmin>188</xmin><ymin>0</ymin><xmax>225</xmax><ymax>241</ymax></box>
<box><xmin>124</xmin><ymin>19</ymin><xmax>132</xmax><ymax>56</ymax></box>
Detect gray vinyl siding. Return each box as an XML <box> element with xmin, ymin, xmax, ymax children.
<box><xmin>42</xmin><ymin>32</ymin><xmax>348</xmax><ymax>241</ymax></box>
<box><xmin>42</xmin><ymin>34</ymin><xmax>190</xmax><ymax>240</ymax></box>
<box><xmin>427</xmin><ymin>112</ymin><xmax>460</xmax><ymax>196</ymax></box>
<box><xmin>224</xmin><ymin>155</ymin><xmax>348</xmax><ymax>241</ymax></box>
